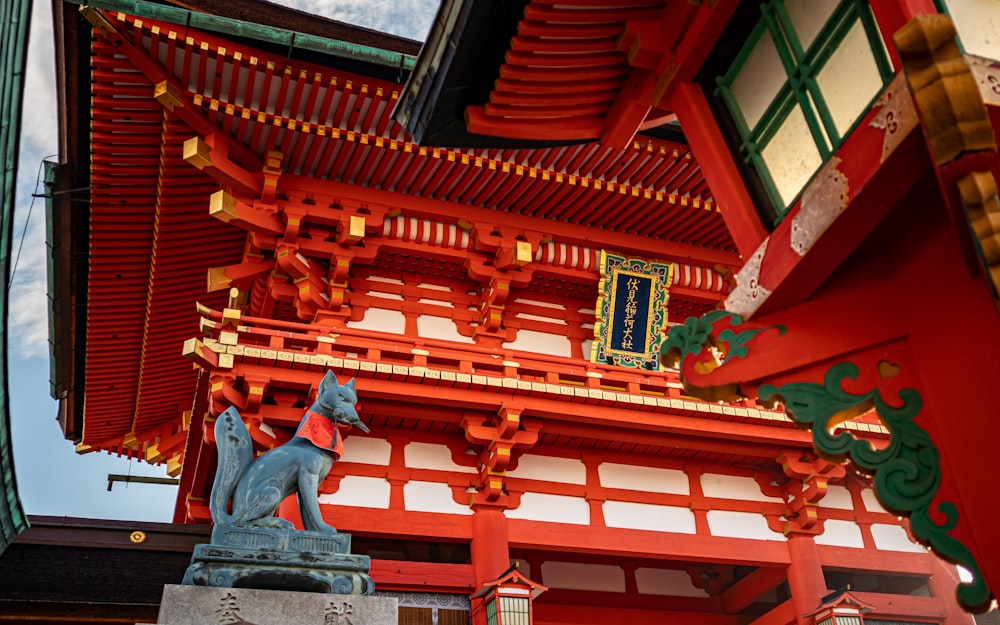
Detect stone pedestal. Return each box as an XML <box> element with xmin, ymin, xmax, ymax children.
<box><xmin>182</xmin><ymin>526</ymin><xmax>373</xmax><ymax>595</ymax></box>
<box><xmin>147</xmin><ymin>584</ymin><xmax>397</xmax><ymax>625</ymax></box>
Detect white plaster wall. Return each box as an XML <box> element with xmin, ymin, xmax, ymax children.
<box><xmin>603</xmin><ymin>501</ymin><xmax>696</xmax><ymax>534</ymax></box>
<box><xmin>404</xmin><ymin>441</ymin><xmax>477</xmax><ymax>474</ymax></box>
<box><xmin>945</xmin><ymin>0</ymin><xmax>1000</xmax><ymax>61</ymax></box>
<box><xmin>503</xmin><ymin>329</ymin><xmax>573</xmax><ymax>358</ymax></box>
<box><xmin>514</xmin><ymin>298</ymin><xmax>566</xmax><ymax>311</ymax></box>
<box><xmin>417</xmin><ymin>298</ymin><xmax>453</xmax><ymax>308</ymax></box>
<box><xmin>367</xmin><ymin>290</ymin><xmax>403</xmax><ymax>301</ymax></box>
<box><xmin>871</xmin><ymin>523</ymin><xmax>924</xmax><ymax>553</ymax></box>
<box><xmin>507</xmin><ymin>454</ymin><xmax>586</xmax><ymax>484</ymax></box>
<box><xmin>504</xmin><ymin>493</ymin><xmax>590</xmax><ymax>525</ymax></box>
<box><xmin>403</xmin><ymin>481</ymin><xmax>472</xmax><ymax>515</ymax></box>
<box><xmin>700</xmin><ymin>474</ymin><xmax>784</xmax><ymax>503</ymax></box>
<box><xmin>860</xmin><ymin>488</ymin><xmax>888</xmax><ymax>513</ymax></box>
<box><xmin>821</xmin><ymin>485</ymin><xmax>854</xmax><ymax>510</ymax></box>
<box><xmin>418</xmin><ymin>282</ymin><xmax>451</xmax><ymax>292</ymax></box>
<box><xmin>318</xmin><ymin>476</ymin><xmax>391</xmax><ymax>509</ymax></box>
<box><xmin>707</xmin><ymin>510</ymin><xmax>786</xmax><ymax>541</ymax></box>
<box><xmin>338</xmin><ymin>436</ymin><xmax>392</xmax><ymax>465</ymax></box>
<box><xmin>541</xmin><ymin>562</ymin><xmax>626</xmax><ymax>592</ymax></box>
<box><xmin>416</xmin><ymin>314</ymin><xmax>475</xmax><ymax>344</ymax></box>
<box><xmin>635</xmin><ymin>568</ymin><xmax>710</xmax><ymax>597</ymax></box>
<box><xmin>347</xmin><ymin>307</ymin><xmax>406</xmax><ymax>334</ymax></box>
<box><xmin>598</xmin><ymin>463</ymin><xmax>689</xmax><ymax>495</ymax></box>
<box><xmin>813</xmin><ymin>519</ymin><xmax>865</xmax><ymax>548</ymax></box>
<box><xmin>367</xmin><ymin>276</ymin><xmax>404</xmax><ymax>286</ymax></box>
<box><xmin>516</xmin><ymin>312</ymin><xmax>567</xmax><ymax>325</ymax></box>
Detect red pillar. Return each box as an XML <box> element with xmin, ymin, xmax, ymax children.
<box><xmin>928</xmin><ymin>556</ymin><xmax>977</xmax><ymax>625</ymax></box>
<box><xmin>470</xmin><ymin>505</ymin><xmax>511</xmax><ymax>625</ymax></box>
<box><xmin>471</xmin><ymin>505</ymin><xmax>511</xmax><ymax>587</ymax></box>
<box><xmin>786</xmin><ymin>536</ymin><xmax>828</xmax><ymax>625</ymax></box>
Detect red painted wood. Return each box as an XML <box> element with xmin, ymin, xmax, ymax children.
<box><xmin>537</xmin><ymin>589</ymin><xmax>714</xmax><ymax>612</ymax></box>
<box><xmin>507</xmin><ymin>519</ymin><xmax>792</xmax><ymax>566</ymax></box>
<box><xmin>534</xmin><ymin>604</ymin><xmax>738</xmax><ymax>625</ymax></box>
<box><xmin>868</xmin><ymin>0</ymin><xmax>938</xmax><ymax>71</ymax></box>
<box><xmin>747</xmin><ymin>599</ymin><xmax>797</xmax><ymax>625</ymax></box>
<box><xmin>671</xmin><ymin>83</ymin><xmax>767</xmax><ymax>259</ymax></box>
<box><xmin>656</xmin><ymin>0</ymin><xmax>740</xmax><ymax>103</ymax></box>
<box><xmin>853</xmin><ymin>592</ymin><xmax>947</xmax><ymax>620</ymax></box>
<box><xmin>465</xmin><ymin>106</ymin><xmax>605</xmax><ymax>141</ymax></box>
<box><xmin>816</xmin><ymin>545</ymin><xmax>934</xmax><ymax>576</ymax></box>
<box><xmin>471</xmin><ymin>507</ymin><xmax>511</xmax><ymax>587</ymax></box>
<box><xmin>754</xmin><ymin>118</ymin><xmax>930</xmax><ymax>317</ymax></box>
<box><xmin>369</xmin><ymin>560</ymin><xmax>476</xmax><ymax>593</ymax></box>
<box><xmin>786</xmin><ymin>537</ymin><xmax>828</xmax><ymax>625</ymax></box>
<box><xmin>282</xmin><ymin>176</ymin><xmax>740</xmax><ymax>268</ymax></box>
<box><xmin>720</xmin><ymin>566</ymin><xmax>787</xmax><ymax>614</ymax></box>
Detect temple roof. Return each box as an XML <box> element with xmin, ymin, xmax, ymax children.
<box><xmin>50</xmin><ymin>0</ymin><xmax>739</xmax><ymax>455</ymax></box>
<box><xmin>395</xmin><ymin>0</ymin><xmax>731</xmax><ymax>149</ymax></box>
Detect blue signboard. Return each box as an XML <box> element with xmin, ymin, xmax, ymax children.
<box><xmin>592</xmin><ymin>252</ymin><xmax>673</xmax><ymax>370</ymax></box>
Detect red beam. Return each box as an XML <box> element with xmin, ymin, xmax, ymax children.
<box><xmin>600</xmin><ymin>35</ymin><xmax>660</xmax><ymax>150</ymax></box>
<box><xmin>324</xmin><ymin>507</ymin><xmax>473</xmax><ymax>542</ymax></box>
<box><xmin>81</xmin><ymin>8</ymin><xmax>261</xmax><ymax>171</ymax></box>
<box><xmin>852</xmin><ymin>592</ymin><xmax>946</xmax><ymax>620</ymax></box>
<box><xmin>535</xmin><ymin>605</ymin><xmax>736</xmax><ymax>625</ymax></box>
<box><xmin>753</xmin><ymin>130</ymin><xmax>930</xmax><ymax>318</ymax></box>
<box><xmin>747</xmin><ymin>598</ymin><xmax>796</xmax><ymax>625</ymax></box>
<box><xmin>721</xmin><ymin>566</ymin><xmax>787</xmax><ymax>614</ymax></box>
<box><xmin>816</xmin><ymin>545</ymin><xmax>934</xmax><ymax>576</ymax></box>
<box><xmin>369</xmin><ymin>560</ymin><xmax>476</xmax><ymax>593</ymax></box>
<box><xmin>670</xmin><ymin>82</ymin><xmax>767</xmax><ymax>259</ymax></box>
<box><xmin>282</xmin><ymin>175</ymin><xmax>741</xmax><ymax>269</ymax></box>
<box><xmin>465</xmin><ymin>106</ymin><xmax>605</xmax><ymax>141</ymax></box>
<box><xmin>655</xmin><ymin>0</ymin><xmax>740</xmax><ymax>104</ymax></box>
<box><xmin>507</xmin><ymin>519</ymin><xmax>792</xmax><ymax>566</ymax></box>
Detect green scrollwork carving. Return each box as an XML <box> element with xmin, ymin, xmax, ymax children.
<box><xmin>661</xmin><ymin>310</ymin><xmax>784</xmax><ymax>367</ymax></box>
<box><xmin>759</xmin><ymin>362</ymin><xmax>990</xmax><ymax>611</ymax></box>
<box><xmin>717</xmin><ymin>322</ymin><xmax>786</xmax><ymax>364</ymax></box>
<box><xmin>660</xmin><ymin>310</ymin><xmax>732</xmax><ymax>366</ymax></box>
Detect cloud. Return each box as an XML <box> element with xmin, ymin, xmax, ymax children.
<box><xmin>9</xmin><ymin>1</ymin><xmax>434</xmax><ymax>360</ymax></box>
<box><xmin>275</xmin><ymin>0</ymin><xmax>436</xmax><ymax>41</ymax></box>
<box><xmin>10</xmin><ymin>0</ymin><xmax>57</xmax><ymax>361</ymax></box>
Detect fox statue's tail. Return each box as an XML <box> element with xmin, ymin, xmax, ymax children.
<box><xmin>209</xmin><ymin>406</ymin><xmax>253</xmax><ymax>525</ymax></box>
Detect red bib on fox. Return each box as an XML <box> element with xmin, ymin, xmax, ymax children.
<box><xmin>296</xmin><ymin>411</ymin><xmax>344</xmax><ymax>460</ymax></box>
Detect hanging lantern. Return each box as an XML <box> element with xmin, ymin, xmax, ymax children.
<box><xmin>807</xmin><ymin>588</ymin><xmax>875</xmax><ymax>625</ymax></box>
<box><xmin>472</xmin><ymin>565</ymin><xmax>547</xmax><ymax>625</ymax></box>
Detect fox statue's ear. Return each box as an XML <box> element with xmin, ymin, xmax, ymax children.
<box><xmin>320</xmin><ymin>370</ymin><xmax>338</xmax><ymax>393</ymax></box>
<box><xmin>345</xmin><ymin>378</ymin><xmax>356</xmax><ymax>393</ymax></box>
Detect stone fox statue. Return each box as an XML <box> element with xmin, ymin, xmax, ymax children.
<box><xmin>210</xmin><ymin>371</ymin><xmax>368</xmax><ymax>534</ymax></box>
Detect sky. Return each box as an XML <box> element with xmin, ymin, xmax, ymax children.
<box><xmin>8</xmin><ymin>0</ymin><xmax>435</xmax><ymax>523</ymax></box>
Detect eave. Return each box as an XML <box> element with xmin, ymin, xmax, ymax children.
<box><xmin>51</xmin><ymin>0</ymin><xmax>736</xmax><ymax>462</ymax></box>
<box><xmin>395</xmin><ymin>0</ymin><xmax>737</xmax><ymax>150</ymax></box>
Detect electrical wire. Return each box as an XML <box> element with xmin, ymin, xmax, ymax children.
<box><xmin>8</xmin><ymin>154</ymin><xmax>57</xmax><ymax>291</ymax></box>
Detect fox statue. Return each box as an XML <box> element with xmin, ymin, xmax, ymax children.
<box><xmin>209</xmin><ymin>371</ymin><xmax>368</xmax><ymax>535</ymax></box>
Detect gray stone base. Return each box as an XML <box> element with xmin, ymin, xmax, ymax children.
<box><xmin>155</xmin><ymin>584</ymin><xmax>397</xmax><ymax>625</ymax></box>
<box><xmin>182</xmin><ymin>526</ymin><xmax>372</xmax><ymax>595</ymax></box>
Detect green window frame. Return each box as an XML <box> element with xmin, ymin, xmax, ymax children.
<box><xmin>714</xmin><ymin>0</ymin><xmax>894</xmax><ymax>220</ymax></box>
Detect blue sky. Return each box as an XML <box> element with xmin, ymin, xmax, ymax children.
<box><xmin>9</xmin><ymin>0</ymin><xmax>434</xmax><ymax>522</ymax></box>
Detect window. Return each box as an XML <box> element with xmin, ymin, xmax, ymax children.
<box><xmin>937</xmin><ymin>0</ymin><xmax>1000</xmax><ymax>61</ymax></box>
<box><xmin>712</xmin><ymin>0</ymin><xmax>893</xmax><ymax>221</ymax></box>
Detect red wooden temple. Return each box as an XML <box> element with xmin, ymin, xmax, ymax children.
<box><xmin>47</xmin><ymin>0</ymin><xmax>1000</xmax><ymax>623</ymax></box>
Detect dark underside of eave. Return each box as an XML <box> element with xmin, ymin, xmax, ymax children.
<box><xmin>395</xmin><ymin>0</ymin><xmax>688</xmax><ymax>149</ymax></box>
<box><xmin>397</xmin><ymin>0</ymin><xmax>552</xmax><ymax>148</ymax></box>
